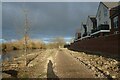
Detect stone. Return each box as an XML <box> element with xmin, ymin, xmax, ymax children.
<box><xmin>28</xmin><ymin>64</ymin><xmax>33</xmax><ymax>67</ymax></box>
<box><xmin>88</xmin><ymin>66</ymin><xmax>91</xmax><ymax>69</ymax></box>
<box><xmin>98</xmin><ymin>67</ymin><xmax>102</xmax><ymax>70</ymax></box>
<box><xmin>105</xmin><ymin>71</ymin><xmax>110</xmax><ymax>75</ymax></box>
<box><xmin>95</xmin><ymin>74</ymin><xmax>98</xmax><ymax>77</ymax></box>
<box><xmin>90</xmin><ymin>59</ymin><xmax>93</xmax><ymax>61</ymax></box>
<box><xmin>97</xmin><ymin>74</ymin><xmax>101</xmax><ymax>77</ymax></box>
<box><xmin>88</xmin><ymin>63</ymin><xmax>91</xmax><ymax>66</ymax></box>
<box><xmin>91</xmin><ymin>67</ymin><xmax>95</xmax><ymax>70</ymax></box>
<box><xmin>99</xmin><ymin>56</ymin><xmax>103</xmax><ymax>59</ymax></box>
<box><xmin>10</xmin><ymin>64</ymin><xmax>18</xmax><ymax>68</ymax></box>
<box><xmin>112</xmin><ymin>75</ymin><xmax>116</xmax><ymax>78</ymax></box>
<box><xmin>2</xmin><ymin>73</ymin><xmax>11</xmax><ymax>78</ymax></box>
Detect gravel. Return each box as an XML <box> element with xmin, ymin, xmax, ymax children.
<box><xmin>65</xmin><ymin>49</ymin><xmax>120</xmax><ymax>78</ymax></box>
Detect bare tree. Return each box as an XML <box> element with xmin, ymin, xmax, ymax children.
<box><xmin>23</xmin><ymin>9</ymin><xmax>30</xmax><ymax>66</ymax></box>
<box><xmin>52</xmin><ymin>37</ymin><xmax>66</xmax><ymax>48</ymax></box>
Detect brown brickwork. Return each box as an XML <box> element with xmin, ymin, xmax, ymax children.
<box><xmin>110</xmin><ymin>5</ymin><xmax>120</xmax><ymax>34</ymax></box>
<box><xmin>70</xmin><ymin>34</ymin><xmax>120</xmax><ymax>58</ymax></box>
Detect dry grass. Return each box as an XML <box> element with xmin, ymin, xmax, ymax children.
<box><xmin>45</xmin><ymin>37</ymin><xmax>66</xmax><ymax>49</ymax></box>
<box><xmin>1</xmin><ymin>37</ymin><xmax>66</xmax><ymax>53</ymax></box>
<box><xmin>1</xmin><ymin>39</ymin><xmax>46</xmax><ymax>53</ymax></box>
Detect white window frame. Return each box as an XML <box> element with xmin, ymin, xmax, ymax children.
<box><xmin>113</xmin><ymin>16</ymin><xmax>118</xmax><ymax>29</ymax></box>
<box><xmin>114</xmin><ymin>31</ymin><xmax>119</xmax><ymax>34</ymax></box>
<box><xmin>104</xmin><ymin>8</ymin><xmax>107</xmax><ymax>17</ymax></box>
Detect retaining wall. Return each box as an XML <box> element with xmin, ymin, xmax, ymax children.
<box><xmin>70</xmin><ymin>34</ymin><xmax>120</xmax><ymax>58</ymax></box>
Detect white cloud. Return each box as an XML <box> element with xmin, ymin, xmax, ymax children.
<box><xmin>0</xmin><ymin>39</ymin><xmax>6</xmax><ymax>43</ymax></box>
<box><xmin>10</xmin><ymin>39</ymin><xmax>17</xmax><ymax>42</ymax></box>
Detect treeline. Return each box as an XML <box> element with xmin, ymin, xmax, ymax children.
<box><xmin>1</xmin><ymin>37</ymin><xmax>67</xmax><ymax>53</ymax></box>
<box><xmin>45</xmin><ymin>37</ymin><xmax>66</xmax><ymax>49</ymax></box>
<box><xmin>1</xmin><ymin>40</ymin><xmax>46</xmax><ymax>52</ymax></box>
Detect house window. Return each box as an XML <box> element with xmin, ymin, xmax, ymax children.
<box><xmin>104</xmin><ymin>21</ymin><xmax>108</xmax><ymax>24</ymax></box>
<box><xmin>114</xmin><ymin>31</ymin><xmax>119</xmax><ymax>34</ymax></box>
<box><xmin>104</xmin><ymin>8</ymin><xmax>107</xmax><ymax>17</ymax></box>
<box><xmin>113</xmin><ymin>16</ymin><xmax>118</xmax><ymax>29</ymax></box>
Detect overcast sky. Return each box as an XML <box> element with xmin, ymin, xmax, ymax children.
<box><xmin>2</xmin><ymin>2</ymin><xmax>99</xmax><ymax>42</ymax></box>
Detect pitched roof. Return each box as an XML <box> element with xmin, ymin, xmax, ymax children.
<box><xmin>88</xmin><ymin>15</ymin><xmax>96</xmax><ymax>23</ymax></box>
<box><xmin>110</xmin><ymin>4</ymin><xmax>120</xmax><ymax>17</ymax></box>
<box><xmin>102</xmin><ymin>2</ymin><xmax>118</xmax><ymax>9</ymax></box>
<box><xmin>90</xmin><ymin>17</ymin><xmax>97</xmax><ymax>23</ymax></box>
<box><xmin>96</xmin><ymin>2</ymin><xmax>119</xmax><ymax>17</ymax></box>
<box><xmin>89</xmin><ymin>15</ymin><xmax>96</xmax><ymax>18</ymax></box>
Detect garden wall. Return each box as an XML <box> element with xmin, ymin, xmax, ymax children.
<box><xmin>70</xmin><ymin>34</ymin><xmax>120</xmax><ymax>58</ymax></box>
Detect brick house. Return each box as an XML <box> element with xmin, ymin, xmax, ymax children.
<box><xmin>110</xmin><ymin>4</ymin><xmax>120</xmax><ymax>34</ymax></box>
<box><xmin>81</xmin><ymin>23</ymin><xmax>87</xmax><ymax>37</ymax></box>
<box><xmin>86</xmin><ymin>15</ymin><xmax>97</xmax><ymax>36</ymax></box>
<box><xmin>93</xmin><ymin>2</ymin><xmax>118</xmax><ymax>37</ymax></box>
<box><xmin>96</xmin><ymin>2</ymin><xmax>118</xmax><ymax>29</ymax></box>
<box><xmin>74</xmin><ymin>2</ymin><xmax>119</xmax><ymax>41</ymax></box>
<box><xmin>74</xmin><ymin>29</ymin><xmax>81</xmax><ymax>41</ymax></box>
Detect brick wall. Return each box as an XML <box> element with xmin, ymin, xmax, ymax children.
<box><xmin>70</xmin><ymin>34</ymin><xmax>120</xmax><ymax>58</ymax></box>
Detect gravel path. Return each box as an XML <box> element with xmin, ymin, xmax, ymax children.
<box><xmin>53</xmin><ymin>49</ymin><xmax>95</xmax><ymax>78</ymax></box>
<box><xmin>2</xmin><ymin>48</ymin><xmax>119</xmax><ymax>79</ymax></box>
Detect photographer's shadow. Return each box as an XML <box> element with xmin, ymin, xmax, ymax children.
<box><xmin>47</xmin><ymin>60</ymin><xmax>59</xmax><ymax>80</ymax></box>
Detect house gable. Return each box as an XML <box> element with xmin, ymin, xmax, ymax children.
<box><xmin>86</xmin><ymin>16</ymin><xmax>96</xmax><ymax>35</ymax></box>
<box><xmin>80</xmin><ymin>22</ymin><xmax>87</xmax><ymax>37</ymax></box>
<box><xmin>96</xmin><ymin>2</ymin><xmax>118</xmax><ymax>18</ymax></box>
<box><xmin>96</xmin><ymin>2</ymin><xmax>111</xmax><ymax>29</ymax></box>
<box><xmin>96</xmin><ymin>2</ymin><xmax>107</xmax><ymax>18</ymax></box>
<box><xmin>90</xmin><ymin>17</ymin><xmax>97</xmax><ymax>29</ymax></box>
<box><xmin>102</xmin><ymin>2</ymin><xmax>118</xmax><ymax>9</ymax></box>
<box><xmin>96</xmin><ymin>2</ymin><xmax>118</xmax><ymax>29</ymax></box>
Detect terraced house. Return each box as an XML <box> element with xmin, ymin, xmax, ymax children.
<box><xmin>110</xmin><ymin>4</ymin><xmax>120</xmax><ymax>34</ymax></box>
<box><xmin>74</xmin><ymin>29</ymin><xmax>81</xmax><ymax>41</ymax></box>
<box><xmin>77</xmin><ymin>2</ymin><xmax>119</xmax><ymax>40</ymax></box>
<box><xmin>86</xmin><ymin>16</ymin><xmax>97</xmax><ymax>38</ymax></box>
<box><xmin>80</xmin><ymin>16</ymin><xmax>97</xmax><ymax>40</ymax></box>
<box><xmin>80</xmin><ymin>23</ymin><xmax>87</xmax><ymax>40</ymax></box>
<box><xmin>71</xmin><ymin>2</ymin><xmax>119</xmax><ymax>57</ymax></box>
<box><xmin>94</xmin><ymin>2</ymin><xmax>118</xmax><ymax>37</ymax></box>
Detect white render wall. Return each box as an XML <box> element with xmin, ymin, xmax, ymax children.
<box><xmin>86</xmin><ymin>16</ymin><xmax>94</xmax><ymax>35</ymax></box>
<box><xmin>96</xmin><ymin>3</ymin><xmax>111</xmax><ymax>29</ymax></box>
<box><xmin>80</xmin><ymin>24</ymin><xmax>85</xmax><ymax>37</ymax></box>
